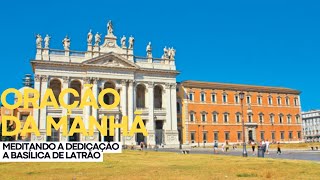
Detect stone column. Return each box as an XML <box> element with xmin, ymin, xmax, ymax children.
<box><xmin>126</xmin><ymin>80</ymin><xmax>136</xmax><ymax>145</ymax></box>
<box><xmin>167</xmin><ymin>83</ymin><xmax>180</xmax><ymax>147</ymax></box>
<box><xmin>93</xmin><ymin>45</ymin><xmax>100</xmax><ymax>57</ymax></box>
<box><xmin>60</xmin><ymin>76</ymin><xmax>69</xmax><ymax>142</ymax></box>
<box><xmin>147</xmin><ymin>82</ymin><xmax>155</xmax><ymax>146</ymax></box>
<box><xmin>170</xmin><ymin>83</ymin><xmax>178</xmax><ymax>131</ymax></box>
<box><xmin>120</xmin><ymin>80</ymin><xmax>127</xmax><ymax>117</ymax></box>
<box><xmin>165</xmin><ymin>83</ymin><xmax>172</xmax><ymax>130</ymax></box>
<box><xmin>36</xmin><ymin>48</ymin><xmax>42</xmax><ymax>60</ymax></box>
<box><xmin>37</xmin><ymin>75</ymin><xmax>48</xmax><ymax>141</ymax></box>
<box><xmin>33</xmin><ymin>74</ymin><xmax>41</xmax><ymax>129</ymax></box>
<box><xmin>120</xmin><ymin>80</ymin><xmax>127</xmax><ymax>144</ymax></box>
<box><xmin>83</xmin><ymin>77</ymin><xmax>91</xmax><ymax>141</ymax></box>
<box><xmin>92</xmin><ymin>77</ymin><xmax>99</xmax><ymax>141</ymax></box>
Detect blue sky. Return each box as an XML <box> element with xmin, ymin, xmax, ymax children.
<box><xmin>0</xmin><ymin>0</ymin><xmax>319</xmax><ymax>111</ymax></box>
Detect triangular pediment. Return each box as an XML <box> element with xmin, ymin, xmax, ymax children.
<box><xmin>82</xmin><ymin>52</ymin><xmax>139</xmax><ymax>69</ymax></box>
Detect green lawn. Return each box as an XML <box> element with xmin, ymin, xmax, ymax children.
<box><xmin>0</xmin><ymin>151</ymin><xmax>319</xmax><ymax>179</ymax></box>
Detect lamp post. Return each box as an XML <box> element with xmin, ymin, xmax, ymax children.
<box><xmin>203</xmin><ymin>125</ymin><xmax>205</xmax><ymax>148</ymax></box>
<box><xmin>154</xmin><ymin>116</ymin><xmax>157</xmax><ymax>145</ymax></box>
<box><xmin>115</xmin><ymin>114</ymin><xmax>119</xmax><ymax>142</ymax></box>
<box><xmin>198</xmin><ymin>124</ymin><xmax>200</xmax><ymax>147</ymax></box>
<box><xmin>239</xmin><ymin>92</ymin><xmax>248</xmax><ymax>157</ymax></box>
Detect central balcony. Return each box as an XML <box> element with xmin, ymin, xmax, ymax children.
<box><xmin>154</xmin><ymin>108</ymin><xmax>166</xmax><ymax>116</ymax></box>
<box><xmin>135</xmin><ymin>107</ymin><xmax>149</xmax><ymax>115</ymax></box>
<box><xmin>99</xmin><ymin>106</ymin><xmax>121</xmax><ymax>114</ymax></box>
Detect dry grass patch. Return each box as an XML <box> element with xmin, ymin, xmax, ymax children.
<box><xmin>0</xmin><ymin>150</ymin><xmax>319</xmax><ymax>179</ymax></box>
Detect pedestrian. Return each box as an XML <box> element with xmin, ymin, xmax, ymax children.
<box><xmin>262</xmin><ymin>140</ymin><xmax>266</xmax><ymax>153</ymax></box>
<box><xmin>265</xmin><ymin>139</ymin><xmax>270</xmax><ymax>154</ymax></box>
<box><xmin>225</xmin><ymin>141</ymin><xmax>229</xmax><ymax>152</ymax></box>
<box><xmin>140</xmin><ymin>141</ymin><xmax>144</xmax><ymax>150</ymax></box>
<box><xmin>213</xmin><ymin>141</ymin><xmax>218</xmax><ymax>154</ymax></box>
<box><xmin>251</xmin><ymin>140</ymin><xmax>256</xmax><ymax>155</ymax></box>
<box><xmin>221</xmin><ymin>143</ymin><xmax>225</xmax><ymax>153</ymax></box>
<box><xmin>277</xmin><ymin>142</ymin><xmax>281</xmax><ymax>155</ymax></box>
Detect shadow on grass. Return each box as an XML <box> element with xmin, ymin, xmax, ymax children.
<box><xmin>236</xmin><ymin>173</ymin><xmax>258</xmax><ymax>177</ymax></box>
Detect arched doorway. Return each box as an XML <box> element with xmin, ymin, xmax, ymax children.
<box><xmin>248</xmin><ymin>130</ymin><xmax>253</xmax><ymax>141</ymax></box>
<box><xmin>136</xmin><ymin>120</ymin><xmax>146</xmax><ymax>145</ymax></box>
<box><xmin>136</xmin><ymin>84</ymin><xmax>146</xmax><ymax>108</ymax></box>
<box><xmin>69</xmin><ymin>80</ymin><xmax>81</xmax><ymax>105</ymax></box>
<box><xmin>49</xmin><ymin>79</ymin><xmax>61</xmax><ymax>105</ymax></box>
<box><xmin>69</xmin><ymin>118</ymin><xmax>80</xmax><ymax>141</ymax></box>
<box><xmin>103</xmin><ymin>82</ymin><xmax>115</xmax><ymax>105</ymax></box>
<box><xmin>154</xmin><ymin>85</ymin><xmax>162</xmax><ymax>108</ymax></box>
<box><xmin>155</xmin><ymin>120</ymin><xmax>164</xmax><ymax>145</ymax></box>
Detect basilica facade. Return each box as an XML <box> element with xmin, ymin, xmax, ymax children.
<box><xmin>31</xmin><ymin>21</ymin><xmax>180</xmax><ymax>147</ymax></box>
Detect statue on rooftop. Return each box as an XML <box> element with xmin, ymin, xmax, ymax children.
<box><xmin>146</xmin><ymin>42</ymin><xmax>152</xmax><ymax>58</ymax></box>
<box><xmin>36</xmin><ymin>34</ymin><xmax>42</xmax><ymax>48</ymax></box>
<box><xmin>87</xmin><ymin>29</ymin><xmax>93</xmax><ymax>45</ymax></box>
<box><xmin>129</xmin><ymin>35</ymin><xmax>135</xmax><ymax>49</ymax></box>
<box><xmin>94</xmin><ymin>32</ymin><xmax>101</xmax><ymax>46</ymax></box>
<box><xmin>162</xmin><ymin>46</ymin><xmax>169</xmax><ymax>59</ymax></box>
<box><xmin>107</xmin><ymin>20</ymin><xmax>113</xmax><ymax>35</ymax></box>
<box><xmin>168</xmin><ymin>47</ymin><xmax>176</xmax><ymax>60</ymax></box>
<box><xmin>44</xmin><ymin>34</ymin><xmax>51</xmax><ymax>48</ymax></box>
<box><xmin>121</xmin><ymin>35</ymin><xmax>126</xmax><ymax>48</ymax></box>
<box><xmin>62</xmin><ymin>35</ymin><xmax>70</xmax><ymax>50</ymax></box>
<box><xmin>146</xmin><ymin>42</ymin><xmax>152</xmax><ymax>52</ymax></box>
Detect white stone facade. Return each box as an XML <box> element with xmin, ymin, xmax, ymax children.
<box><xmin>31</xmin><ymin>21</ymin><xmax>179</xmax><ymax>147</ymax></box>
<box><xmin>302</xmin><ymin>110</ymin><xmax>320</xmax><ymax>142</ymax></box>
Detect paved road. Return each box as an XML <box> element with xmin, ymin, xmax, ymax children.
<box><xmin>149</xmin><ymin>148</ymin><xmax>320</xmax><ymax>162</ymax></box>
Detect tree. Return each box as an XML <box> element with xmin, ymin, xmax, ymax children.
<box><xmin>0</xmin><ymin>123</ymin><xmax>15</xmax><ymax>141</ymax></box>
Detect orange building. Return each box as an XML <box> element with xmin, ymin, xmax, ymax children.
<box><xmin>0</xmin><ymin>74</ymin><xmax>34</xmax><ymax>141</ymax></box>
<box><xmin>177</xmin><ymin>80</ymin><xmax>303</xmax><ymax>146</ymax></box>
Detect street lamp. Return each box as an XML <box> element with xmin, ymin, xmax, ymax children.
<box><xmin>115</xmin><ymin>114</ymin><xmax>120</xmax><ymax>142</ymax></box>
<box><xmin>198</xmin><ymin>124</ymin><xmax>200</xmax><ymax>147</ymax></box>
<box><xmin>239</xmin><ymin>92</ymin><xmax>248</xmax><ymax>157</ymax></box>
<box><xmin>203</xmin><ymin>125</ymin><xmax>205</xmax><ymax>148</ymax></box>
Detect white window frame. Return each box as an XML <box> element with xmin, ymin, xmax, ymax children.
<box><xmin>270</xmin><ymin>114</ymin><xmax>274</xmax><ymax>124</ymax></box>
<box><xmin>203</xmin><ymin>132</ymin><xmax>207</xmax><ymax>143</ymax></box>
<box><xmin>285</xmin><ymin>97</ymin><xmax>290</xmax><ymax>106</ymax></box>
<box><xmin>200</xmin><ymin>92</ymin><xmax>206</xmax><ymax>102</ymax></box>
<box><xmin>190</xmin><ymin>132</ymin><xmax>195</xmax><ymax>143</ymax></box>
<box><xmin>189</xmin><ymin>113</ymin><xmax>195</xmax><ymax>122</ymax></box>
<box><xmin>201</xmin><ymin>112</ymin><xmax>207</xmax><ymax>122</ymax></box>
<box><xmin>189</xmin><ymin>93</ymin><xmax>194</xmax><ymax>101</ymax></box>
<box><xmin>294</xmin><ymin>97</ymin><xmax>299</xmax><ymax>106</ymax></box>
<box><xmin>277</xmin><ymin>96</ymin><xmax>282</xmax><ymax>106</ymax></box>
<box><xmin>257</xmin><ymin>96</ymin><xmax>262</xmax><ymax>105</ymax></box>
<box><xmin>211</xmin><ymin>93</ymin><xmax>217</xmax><ymax>103</ymax></box>
<box><xmin>295</xmin><ymin>115</ymin><xmax>300</xmax><ymax>123</ymax></box>
<box><xmin>287</xmin><ymin>115</ymin><xmax>291</xmax><ymax>124</ymax></box>
<box><xmin>246</xmin><ymin>96</ymin><xmax>251</xmax><ymax>104</ymax></box>
<box><xmin>247</xmin><ymin>113</ymin><xmax>253</xmax><ymax>123</ymax></box>
<box><xmin>212</xmin><ymin>112</ymin><xmax>218</xmax><ymax>123</ymax></box>
<box><xmin>234</xmin><ymin>95</ymin><xmax>239</xmax><ymax>104</ymax></box>
<box><xmin>223</xmin><ymin>113</ymin><xmax>229</xmax><ymax>123</ymax></box>
<box><xmin>236</xmin><ymin>113</ymin><xmax>241</xmax><ymax>123</ymax></box>
<box><xmin>279</xmin><ymin>114</ymin><xmax>283</xmax><ymax>124</ymax></box>
<box><xmin>222</xmin><ymin>93</ymin><xmax>228</xmax><ymax>103</ymax></box>
<box><xmin>259</xmin><ymin>113</ymin><xmax>264</xmax><ymax>123</ymax></box>
<box><xmin>268</xmin><ymin>96</ymin><xmax>273</xmax><ymax>105</ymax></box>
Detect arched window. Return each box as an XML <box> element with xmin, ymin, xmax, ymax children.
<box><xmin>104</xmin><ymin>82</ymin><xmax>115</xmax><ymax>105</ymax></box>
<box><xmin>49</xmin><ymin>79</ymin><xmax>61</xmax><ymax>105</ymax></box>
<box><xmin>154</xmin><ymin>85</ymin><xmax>162</xmax><ymax>108</ymax></box>
<box><xmin>69</xmin><ymin>80</ymin><xmax>81</xmax><ymax>105</ymax></box>
<box><xmin>136</xmin><ymin>84</ymin><xmax>146</xmax><ymax>108</ymax></box>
